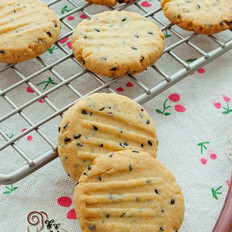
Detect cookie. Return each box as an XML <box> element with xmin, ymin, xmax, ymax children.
<box><xmin>161</xmin><ymin>0</ymin><xmax>232</xmax><ymax>34</ymax></box>
<box><xmin>0</xmin><ymin>0</ymin><xmax>61</xmax><ymax>63</ymax></box>
<box><xmin>57</xmin><ymin>93</ymin><xmax>158</xmax><ymax>183</ymax></box>
<box><xmin>84</xmin><ymin>0</ymin><xmax>135</xmax><ymax>7</ymax></box>
<box><xmin>74</xmin><ymin>150</ymin><xmax>185</xmax><ymax>232</ymax></box>
<box><xmin>71</xmin><ymin>11</ymin><xmax>165</xmax><ymax>78</ymax></box>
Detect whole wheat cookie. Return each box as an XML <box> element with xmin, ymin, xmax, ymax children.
<box><xmin>57</xmin><ymin>93</ymin><xmax>158</xmax><ymax>183</ymax></box>
<box><xmin>74</xmin><ymin>150</ymin><xmax>185</xmax><ymax>232</ymax></box>
<box><xmin>71</xmin><ymin>11</ymin><xmax>165</xmax><ymax>78</ymax></box>
<box><xmin>0</xmin><ymin>0</ymin><xmax>61</xmax><ymax>63</ymax></box>
<box><xmin>161</xmin><ymin>0</ymin><xmax>232</xmax><ymax>34</ymax></box>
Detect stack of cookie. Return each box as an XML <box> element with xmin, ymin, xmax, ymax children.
<box><xmin>57</xmin><ymin>93</ymin><xmax>185</xmax><ymax>232</ymax></box>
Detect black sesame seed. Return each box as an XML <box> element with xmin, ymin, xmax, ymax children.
<box><xmin>131</xmin><ymin>47</ymin><xmax>137</xmax><ymax>50</ymax></box>
<box><xmin>160</xmin><ymin>227</ymin><xmax>164</xmax><ymax>231</ymax></box>
<box><xmin>97</xmin><ymin>176</ymin><xmax>102</xmax><ymax>181</ymax></box>
<box><xmin>129</xmin><ymin>164</ymin><xmax>133</xmax><ymax>171</ymax></box>
<box><xmin>120</xmin><ymin>213</ymin><xmax>126</xmax><ymax>217</ymax></box>
<box><xmin>146</xmin><ymin>180</ymin><xmax>151</xmax><ymax>183</ymax></box>
<box><xmin>0</xmin><ymin>50</ymin><xmax>5</xmax><ymax>54</ymax></box>
<box><xmin>47</xmin><ymin>32</ymin><xmax>52</xmax><ymax>37</ymax></box>
<box><xmin>140</xmin><ymin>56</ymin><xmax>144</xmax><ymax>61</ymax></box>
<box><xmin>111</xmin><ymin>67</ymin><xmax>117</xmax><ymax>71</ymax></box>
<box><xmin>81</xmin><ymin>109</ymin><xmax>88</xmax><ymax>115</ymax></box>
<box><xmin>82</xmin><ymin>59</ymin><xmax>85</xmax><ymax>65</ymax></box>
<box><xmin>132</xmin><ymin>150</ymin><xmax>139</xmax><ymax>153</ymax></box>
<box><xmin>155</xmin><ymin>189</ymin><xmax>160</xmax><ymax>195</ymax></box>
<box><xmin>122</xmin><ymin>17</ymin><xmax>127</xmax><ymax>21</ymax></box>
<box><xmin>141</xmin><ymin>144</ymin><xmax>144</xmax><ymax>148</ymax></box>
<box><xmin>54</xmin><ymin>21</ymin><xmax>57</xmax><ymax>27</ymax></box>
<box><xmin>161</xmin><ymin>208</ymin><xmax>164</xmax><ymax>213</ymax></box>
<box><xmin>76</xmin><ymin>181</ymin><xmax>79</xmax><ymax>185</ymax></box>
<box><xmin>58</xmin><ymin>127</ymin><xmax>60</xmax><ymax>132</ymax></box>
<box><xmin>63</xmin><ymin>123</ymin><xmax>69</xmax><ymax>129</ymax></box>
<box><xmin>170</xmin><ymin>199</ymin><xmax>175</xmax><ymax>204</ymax></box>
<box><xmin>89</xmin><ymin>225</ymin><xmax>96</xmax><ymax>231</ymax></box>
<box><xmin>119</xmin><ymin>142</ymin><xmax>127</xmax><ymax>148</ymax></box>
<box><xmin>99</xmin><ymin>107</ymin><xmax>105</xmax><ymax>111</ymax></box>
<box><xmin>148</xmin><ymin>31</ymin><xmax>153</xmax><ymax>35</ymax></box>
<box><xmin>109</xmin><ymin>153</ymin><xmax>114</xmax><ymax>157</ymax></box>
<box><xmin>99</xmin><ymin>144</ymin><xmax>104</xmax><ymax>147</ymax></box>
<box><xmin>134</xmin><ymin>34</ymin><xmax>139</xmax><ymax>38</ymax></box>
<box><xmin>37</xmin><ymin>38</ymin><xmax>43</xmax><ymax>42</ymax></box>
<box><xmin>67</xmin><ymin>173</ymin><xmax>70</xmax><ymax>177</ymax></box>
<box><xmin>148</xmin><ymin>140</ymin><xmax>153</xmax><ymax>146</ymax></box>
<box><xmin>87</xmin><ymin>165</ymin><xmax>92</xmax><ymax>170</ymax></box>
<box><xmin>146</xmin><ymin>120</ymin><xmax>150</xmax><ymax>124</ymax></box>
<box><xmin>141</xmin><ymin>108</ymin><xmax>144</xmax><ymax>111</ymax></box>
<box><xmin>106</xmin><ymin>213</ymin><xmax>110</xmax><ymax>218</ymax></box>
<box><xmin>118</xmin><ymin>0</ymin><xmax>124</xmax><ymax>3</ymax></box>
<box><xmin>83</xmin><ymin>171</ymin><xmax>87</xmax><ymax>175</ymax></box>
<box><xmin>13</xmin><ymin>9</ymin><xmax>16</xmax><ymax>13</ymax></box>
<box><xmin>94</xmin><ymin>28</ymin><xmax>100</xmax><ymax>32</ymax></box>
<box><xmin>64</xmin><ymin>137</ymin><xmax>71</xmax><ymax>142</ymax></box>
<box><xmin>93</xmin><ymin>125</ymin><xmax>98</xmax><ymax>131</ymax></box>
<box><xmin>77</xmin><ymin>143</ymin><xmax>83</xmax><ymax>147</ymax></box>
<box><xmin>74</xmin><ymin>134</ymin><xmax>81</xmax><ymax>139</ymax></box>
<box><xmin>108</xmin><ymin>112</ymin><xmax>113</xmax><ymax>115</ymax></box>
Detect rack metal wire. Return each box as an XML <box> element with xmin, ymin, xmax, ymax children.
<box><xmin>0</xmin><ymin>0</ymin><xmax>232</xmax><ymax>184</ymax></box>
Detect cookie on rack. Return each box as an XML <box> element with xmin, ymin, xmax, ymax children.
<box><xmin>161</xmin><ymin>0</ymin><xmax>232</xmax><ymax>34</ymax></box>
<box><xmin>71</xmin><ymin>10</ymin><xmax>165</xmax><ymax>78</ymax></box>
<box><xmin>57</xmin><ymin>93</ymin><xmax>158</xmax><ymax>183</ymax></box>
<box><xmin>74</xmin><ymin>150</ymin><xmax>185</xmax><ymax>232</ymax></box>
<box><xmin>0</xmin><ymin>0</ymin><xmax>61</xmax><ymax>63</ymax></box>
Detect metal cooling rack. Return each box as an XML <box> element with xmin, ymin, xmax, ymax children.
<box><xmin>0</xmin><ymin>0</ymin><xmax>232</xmax><ymax>185</ymax></box>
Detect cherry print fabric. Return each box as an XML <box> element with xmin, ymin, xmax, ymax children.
<box><xmin>0</xmin><ymin>1</ymin><xmax>232</xmax><ymax>232</ymax></box>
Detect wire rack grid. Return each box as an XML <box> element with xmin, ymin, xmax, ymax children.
<box><xmin>0</xmin><ymin>0</ymin><xmax>232</xmax><ymax>185</ymax></box>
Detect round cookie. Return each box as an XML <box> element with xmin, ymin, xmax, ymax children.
<box><xmin>74</xmin><ymin>150</ymin><xmax>185</xmax><ymax>232</ymax></box>
<box><xmin>57</xmin><ymin>93</ymin><xmax>158</xmax><ymax>183</ymax></box>
<box><xmin>71</xmin><ymin>11</ymin><xmax>165</xmax><ymax>78</ymax></box>
<box><xmin>161</xmin><ymin>0</ymin><xmax>232</xmax><ymax>34</ymax></box>
<box><xmin>0</xmin><ymin>0</ymin><xmax>61</xmax><ymax>63</ymax></box>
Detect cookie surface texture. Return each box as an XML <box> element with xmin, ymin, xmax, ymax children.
<box><xmin>71</xmin><ymin>11</ymin><xmax>165</xmax><ymax>78</ymax></box>
<box><xmin>0</xmin><ymin>0</ymin><xmax>61</xmax><ymax>63</ymax></box>
<box><xmin>74</xmin><ymin>150</ymin><xmax>185</xmax><ymax>232</ymax></box>
<box><xmin>57</xmin><ymin>93</ymin><xmax>158</xmax><ymax>183</ymax></box>
<box><xmin>161</xmin><ymin>0</ymin><xmax>232</xmax><ymax>34</ymax></box>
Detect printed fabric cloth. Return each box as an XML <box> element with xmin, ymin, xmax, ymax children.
<box><xmin>0</xmin><ymin>0</ymin><xmax>232</xmax><ymax>232</ymax></box>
